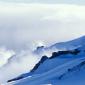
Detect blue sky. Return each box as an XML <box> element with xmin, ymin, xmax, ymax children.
<box><xmin>0</xmin><ymin>0</ymin><xmax>85</xmax><ymax>5</ymax></box>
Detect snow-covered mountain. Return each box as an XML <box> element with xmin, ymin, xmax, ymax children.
<box><xmin>34</xmin><ymin>36</ymin><xmax>85</xmax><ymax>56</ymax></box>
<box><xmin>6</xmin><ymin>36</ymin><xmax>85</xmax><ymax>85</ymax></box>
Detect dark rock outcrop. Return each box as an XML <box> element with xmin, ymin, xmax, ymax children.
<box><xmin>50</xmin><ymin>49</ymin><xmax>80</xmax><ymax>59</ymax></box>
<box><xmin>31</xmin><ymin>55</ymin><xmax>48</xmax><ymax>72</ymax></box>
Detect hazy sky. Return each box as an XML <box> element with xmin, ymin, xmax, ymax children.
<box><xmin>0</xmin><ymin>1</ymin><xmax>84</xmax><ymax>51</ymax></box>
<box><xmin>0</xmin><ymin>0</ymin><xmax>85</xmax><ymax>5</ymax></box>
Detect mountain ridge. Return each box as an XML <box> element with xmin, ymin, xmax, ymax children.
<box><xmin>7</xmin><ymin>36</ymin><xmax>85</xmax><ymax>85</ymax></box>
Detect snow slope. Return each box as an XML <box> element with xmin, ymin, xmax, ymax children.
<box><xmin>5</xmin><ymin>36</ymin><xmax>85</xmax><ymax>85</ymax></box>
<box><xmin>9</xmin><ymin>50</ymin><xmax>85</xmax><ymax>85</ymax></box>
<box><xmin>14</xmin><ymin>57</ymin><xmax>85</xmax><ymax>85</ymax></box>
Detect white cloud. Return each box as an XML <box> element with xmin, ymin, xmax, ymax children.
<box><xmin>0</xmin><ymin>3</ymin><xmax>85</xmax><ymax>50</ymax></box>
<box><xmin>0</xmin><ymin>47</ymin><xmax>15</xmax><ymax>67</ymax></box>
<box><xmin>0</xmin><ymin>50</ymin><xmax>39</xmax><ymax>83</ymax></box>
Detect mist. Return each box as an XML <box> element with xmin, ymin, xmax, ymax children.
<box><xmin>0</xmin><ymin>3</ymin><xmax>85</xmax><ymax>51</ymax></box>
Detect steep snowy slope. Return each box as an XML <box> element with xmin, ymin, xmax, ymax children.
<box><xmin>50</xmin><ymin>36</ymin><xmax>85</xmax><ymax>50</ymax></box>
<box><xmin>8</xmin><ymin>48</ymin><xmax>85</xmax><ymax>85</ymax></box>
<box><xmin>6</xmin><ymin>36</ymin><xmax>85</xmax><ymax>85</ymax></box>
<box><xmin>14</xmin><ymin>57</ymin><xmax>85</xmax><ymax>85</ymax></box>
<box><xmin>8</xmin><ymin>49</ymin><xmax>80</xmax><ymax>82</ymax></box>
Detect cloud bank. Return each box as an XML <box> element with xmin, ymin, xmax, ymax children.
<box><xmin>0</xmin><ymin>50</ymin><xmax>39</xmax><ymax>83</ymax></box>
<box><xmin>0</xmin><ymin>47</ymin><xmax>14</xmax><ymax>67</ymax></box>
